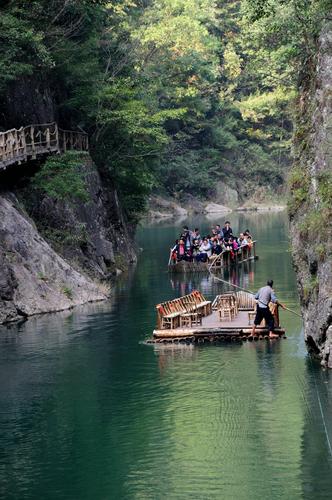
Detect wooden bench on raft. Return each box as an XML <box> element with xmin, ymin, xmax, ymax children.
<box><xmin>212</xmin><ymin>291</ymin><xmax>255</xmax><ymax>312</ymax></box>
<box><xmin>216</xmin><ymin>291</ymin><xmax>280</xmax><ymax>327</ymax></box>
<box><xmin>156</xmin><ymin>290</ymin><xmax>212</xmax><ymax>330</ymax></box>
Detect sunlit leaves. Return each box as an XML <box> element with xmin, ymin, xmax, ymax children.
<box><xmin>238</xmin><ymin>87</ymin><xmax>297</xmax><ymax>122</ymax></box>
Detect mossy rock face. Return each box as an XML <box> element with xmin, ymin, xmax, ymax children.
<box><xmin>290</xmin><ymin>20</ymin><xmax>332</xmax><ymax>367</ymax></box>
<box><xmin>288</xmin><ymin>166</ymin><xmax>311</xmax><ymax>217</ymax></box>
<box><xmin>19</xmin><ymin>155</ymin><xmax>137</xmax><ymax>281</ymax></box>
<box><xmin>318</xmin><ymin>171</ymin><xmax>332</xmax><ymax>207</ymax></box>
<box><xmin>31</xmin><ymin>151</ymin><xmax>91</xmax><ymax>203</ymax></box>
<box><xmin>302</xmin><ymin>276</ymin><xmax>319</xmax><ymax>303</ymax></box>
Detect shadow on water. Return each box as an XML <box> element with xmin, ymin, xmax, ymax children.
<box><xmin>0</xmin><ymin>211</ymin><xmax>332</xmax><ymax>499</ymax></box>
<box><xmin>301</xmin><ymin>358</ymin><xmax>332</xmax><ymax>499</ymax></box>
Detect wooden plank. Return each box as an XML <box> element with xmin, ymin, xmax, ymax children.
<box><xmin>153</xmin><ymin>327</ymin><xmax>286</xmax><ymax>338</ymax></box>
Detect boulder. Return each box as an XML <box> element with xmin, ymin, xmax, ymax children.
<box><xmin>204</xmin><ymin>203</ymin><xmax>232</xmax><ymax>214</ymax></box>
<box><xmin>215</xmin><ymin>183</ymin><xmax>239</xmax><ymax>208</ymax></box>
<box><xmin>147</xmin><ymin>196</ymin><xmax>188</xmax><ymax>218</ymax></box>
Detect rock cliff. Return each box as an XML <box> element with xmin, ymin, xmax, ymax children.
<box><xmin>0</xmin><ymin>73</ymin><xmax>137</xmax><ymax>324</ymax></box>
<box><xmin>0</xmin><ymin>193</ymin><xmax>108</xmax><ymax>324</ymax></box>
<box><xmin>290</xmin><ymin>21</ymin><xmax>332</xmax><ymax>368</ymax></box>
<box><xmin>0</xmin><ymin>155</ymin><xmax>137</xmax><ymax>324</ymax></box>
<box><xmin>20</xmin><ymin>157</ymin><xmax>136</xmax><ymax>280</ymax></box>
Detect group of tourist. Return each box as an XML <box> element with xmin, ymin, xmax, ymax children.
<box><xmin>170</xmin><ymin>222</ymin><xmax>254</xmax><ymax>263</ymax></box>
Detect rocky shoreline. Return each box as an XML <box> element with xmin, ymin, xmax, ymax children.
<box><xmin>147</xmin><ymin>194</ymin><xmax>286</xmax><ymax>220</ymax></box>
<box><xmin>0</xmin><ymin>157</ymin><xmax>137</xmax><ymax>326</ymax></box>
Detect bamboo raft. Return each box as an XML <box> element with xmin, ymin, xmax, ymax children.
<box><xmin>147</xmin><ymin>290</ymin><xmax>286</xmax><ymax>344</ymax></box>
<box><xmin>168</xmin><ymin>241</ymin><xmax>258</xmax><ymax>273</ymax></box>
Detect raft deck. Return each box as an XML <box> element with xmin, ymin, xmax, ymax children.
<box><xmin>149</xmin><ymin>290</ymin><xmax>285</xmax><ymax>344</ymax></box>
<box><xmin>152</xmin><ymin>310</ymin><xmax>285</xmax><ymax>343</ymax></box>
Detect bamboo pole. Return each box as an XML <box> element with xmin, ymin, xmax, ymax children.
<box><xmin>168</xmin><ymin>248</ymin><xmax>173</xmax><ymax>266</ymax></box>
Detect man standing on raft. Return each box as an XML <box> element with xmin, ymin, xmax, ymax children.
<box><xmin>250</xmin><ymin>280</ymin><xmax>285</xmax><ymax>339</ymax></box>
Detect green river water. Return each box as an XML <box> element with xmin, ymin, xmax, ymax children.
<box><xmin>1</xmin><ymin>212</ymin><xmax>332</xmax><ymax>499</ymax></box>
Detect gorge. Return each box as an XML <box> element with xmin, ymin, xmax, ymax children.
<box><xmin>0</xmin><ymin>1</ymin><xmax>331</xmax><ymax>363</ymax></box>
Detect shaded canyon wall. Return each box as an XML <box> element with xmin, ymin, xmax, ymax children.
<box><xmin>290</xmin><ymin>21</ymin><xmax>332</xmax><ymax>367</ymax></box>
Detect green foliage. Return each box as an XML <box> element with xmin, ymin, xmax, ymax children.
<box><xmin>37</xmin><ymin>272</ymin><xmax>48</xmax><ymax>281</ymax></box>
<box><xmin>318</xmin><ymin>171</ymin><xmax>332</xmax><ymax>207</ymax></box>
<box><xmin>42</xmin><ymin>225</ymin><xmax>89</xmax><ymax>249</ymax></box>
<box><xmin>2</xmin><ymin>0</ymin><xmax>329</xmax><ymax>219</ymax></box>
<box><xmin>303</xmin><ymin>275</ymin><xmax>319</xmax><ymax>302</ymax></box>
<box><xmin>315</xmin><ymin>243</ymin><xmax>327</xmax><ymax>262</ymax></box>
<box><xmin>31</xmin><ymin>152</ymin><xmax>89</xmax><ymax>202</ymax></box>
<box><xmin>288</xmin><ymin>166</ymin><xmax>310</xmax><ymax>217</ymax></box>
<box><xmin>62</xmin><ymin>286</ymin><xmax>73</xmax><ymax>300</ymax></box>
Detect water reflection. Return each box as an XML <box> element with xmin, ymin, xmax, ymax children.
<box><xmin>301</xmin><ymin>359</ymin><xmax>332</xmax><ymax>499</ymax></box>
<box><xmin>169</xmin><ymin>260</ymin><xmax>257</xmax><ymax>299</ymax></box>
<box><xmin>154</xmin><ymin>344</ymin><xmax>197</xmax><ymax>375</ymax></box>
<box><xmin>0</xmin><ymin>212</ymin><xmax>332</xmax><ymax>499</ymax></box>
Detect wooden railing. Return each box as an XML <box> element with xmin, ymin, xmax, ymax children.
<box><xmin>0</xmin><ymin>122</ymin><xmax>89</xmax><ymax>171</ymax></box>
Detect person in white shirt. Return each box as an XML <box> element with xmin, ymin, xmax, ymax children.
<box><xmin>196</xmin><ymin>238</ymin><xmax>211</xmax><ymax>262</ymax></box>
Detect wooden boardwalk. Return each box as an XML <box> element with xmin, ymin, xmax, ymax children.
<box><xmin>0</xmin><ymin>122</ymin><xmax>89</xmax><ymax>171</ymax></box>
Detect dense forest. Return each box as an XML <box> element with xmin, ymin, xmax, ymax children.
<box><xmin>0</xmin><ymin>0</ymin><xmax>330</xmax><ymax>221</ymax></box>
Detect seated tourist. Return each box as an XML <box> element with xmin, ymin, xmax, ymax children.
<box><xmin>232</xmin><ymin>236</ymin><xmax>239</xmax><ymax>251</ymax></box>
<box><xmin>224</xmin><ymin>238</ymin><xmax>232</xmax><ymax>251</ymax></box>
<box><xmin>185</xmin><ymin>246</ymin><xmax>193</xmax><ymax>262</ymax></box>
<box><xmin>196</xmin><ymin>237</ymin><xmax>212</xmax><ymax>262</ymax></box>
<box><xmin>215</xmin><ymin>224</ymin><xmax>222</xmax><ymax>237</ymax></box>
<box><xmin>218</xmin><ymin>236</ymin><xmax>226</xmax><ymax>251</ymax></box>
<box><xmin>176</xmin><ymin>238</ymin><xmax>186</xmax><ymax>261</ymax></box>
<box><xmin>180</xmin><ymin>226</ymin><xmax>191</xmax><ymax>250</ymax></box>
<box><xmin>222</xmin><ymin>221</ymin><xmax>233</xmax><ymax>239</ymax></box>
<box><xmin>238</xmin><ymin>232</ymin><xmax>248</xmax><ymax>247</ymax></box>
<box><xmin>193</xmin><ymin>228</ymin><xmax>201</xmax><ymax>243</ymax></box>
<box><xmin>211</xmin><ymin>239</ymin><xmax>222</xmax><ymax>255</ymax></box>
<box><xmin>192</xmin><ymin>238</ymin><xmax>200</xmax><ymax>258</ymax></box>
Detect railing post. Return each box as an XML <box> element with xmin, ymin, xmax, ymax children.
<box><xmin>14</xmin><ymin>129</ymin><xmax>19</xmax><ymax>158</ymax></box>
<box><xmin>0</xmin><ymin>133</ymin><xmax>3</xmax><ymax>166</ymax></box>
<box><xmin>20</xmin><ymin>127</ymin><xmax>27</xmax><ymax>162</ymax></box>
<box><xmin>7</xmin><ymin>132</ymin><xmax>14</xmax><ymax>161</ymax></box>
<box><xmin>46</xmin><ymin>126</ymin><xmax>50</xmax><ymax>149</ymax></box>
<box><xmin>31</xmin><ymin>126</ymin><xmax>35</xmax><ymax>158</ymax></box>
<box><xmin>55</xmin><ymin>123</ymin><xmax>60</xmax><ymax>152</ymax></box>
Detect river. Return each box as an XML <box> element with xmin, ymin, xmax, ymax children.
<box><xmin>0</xmin><ymin>211</ymin><xmax>332</xmax><ymax>499</ymax></box>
